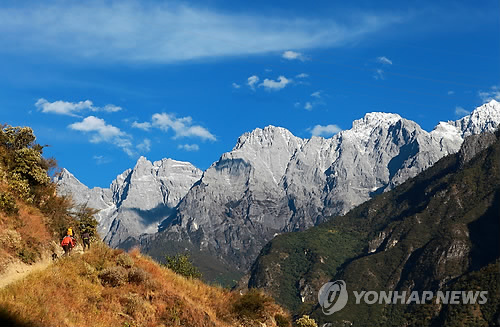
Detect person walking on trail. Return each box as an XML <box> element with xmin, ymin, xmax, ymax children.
<box><xmin>82</xmin><ymin>231</ymin><xmax>91</xmax><ymax>251</ymax></box>
<box><xmin>67</xmin><ymin>227</ymin><xmax>73</xmax><ymax>237</ymax></box>
<box><xmin>61</xmin><ymin>235</ymin><xmax>75</xmax><ymax>256</ymax></box>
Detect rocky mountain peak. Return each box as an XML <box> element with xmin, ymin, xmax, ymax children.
<box><xmin>351</xmin><ymin>112</ymin><xmax>403</xmax><ymax>130</ymax></box>
<box><xmin>233</xmin><ymin>125</ymin><xmax>304</xmax><ymax>151</ymax></box>
<box><xmin>54</xmin><ymin>168</ymin><xmax>90</xmax><ymax>196</ymax></box>
<box><xmin>56</xmin><ymin>167</ymin><xmax>80</xmax><ymax>183</ymax></box>
<box><xmin>131</xmin><ymin>156</ymin><xmax>154</xmax><ymax>177</ymax></box>
<box><xmin>452</xmin><ymin>100</ymin><xmax>500</xmax><ymax>137</ymax></box>
<box><xmin>343</xmin><ymin>112</ymin><xmax>413</xmax><ymax>147</ymax></box>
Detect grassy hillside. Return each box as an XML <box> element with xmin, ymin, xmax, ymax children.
<box><xmin>0</xmin><ymin>124</ymin><xmax>291</xmax><ymax>327</ymax></box>
<box><xmin>0</xmin><ymin>243</ymin><xmax>290</xmax><ymax>327</ymax></box>
<box><xmin>249</xmin><ymin>130</ymin><xmax>500</xmax><ymax>326</ymax></box>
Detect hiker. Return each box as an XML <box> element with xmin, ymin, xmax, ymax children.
<box><xmin>67</xmin><ymin>227</ymin><xmax>73</xmax><ymax>237</ymax></box>
<box><xmin>81</xmin><ymin>231</ymin><xmax>91</xmax><ymax>251</ymax></box>
<box><xmin>61</xmin><ymin>235</ymin><xmax>75</xmax><ymax>256</ymax></box>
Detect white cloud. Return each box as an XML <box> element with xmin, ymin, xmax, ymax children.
<box><xmin>304</xmin><ymin>102</ymin><xmax>313</xmax><ymax>111</ymax></box>
<box><xmin>247</xmin><ymin>75</ymin><xmax>259</xmax><ymax>89</ymax></box>
<box><xmin>282</xmin><ymin>50</ymin><xmax>306</xmax><ymax>61</ymax></box>
<box><xmin>377</xmin><ymin>56</ymin><xmax>393</xmax><ymax>65</ymax></box>
<box><xmin>232</xmin><ymin>82</ymin><xmax>241</xmax><ymax>89</ymax></box>
<box><xmin>35</xmin><ymin>98</ymin><xmax>122</xmax><ymax>116</ymax></box>
<box><xmin>69</xmin><ymin>116</ymin><xmax>134</xmax><ymax>156</ymax></box>
<box><xmin>137</xmin><ymin>138</ymin><xmax>151</xmax><ymax>152</ymax></box>
<box><xmin>35</xmin><ymin>98</ymin><xmax>93</xmax><ymax>116</ymax></box>
<box><xmin>296</xmin><ymin>73</ymin><xmax>309</xmax><ymax>78</ymax></box>
<box><xmin>447</xmin><ymin>90</ymin><xmax>455</xmax><ymax>95</ymax></box>
<box><xmin>152</xmin><ymin>113</ymin><xmax>216</xmax><ymax>141</ymax></box>
<box><xmin>0</xmin><ymin>3</ymin><xmax>404</xmax><ymax>63</ymax></box>
<box><xmin>310</xmin><ymin>124</ymin><xmax>342</xmax><ymax>137</ymax></box>
<box><xmin>102</xmin><ymin>104</ymin><xmax>123</xmax><ymax>112</ymax></box>
<box><xmin>93</xmin><ymin>155</ymin><xmax>111</xmax><ymax>165</ymax></box>
<box><xmin>132</xmin><ymin>121</ymin><xmax>152</xmax><ymax>131</ymax></box>
<box><xmin>455</xmin><ymin>106</ymin><xmax>470</xmax><ymax>116</ymax></box>
<box><xmin>478</xmin><ymin>85</ymin><xmax>500</xmax><ymax>103</ymax></box>
<box><xmin>178</xmin><ymin>144</ymin><xmax>200</xmax><ymax>151</ymax></box>
<box><xmin>374</xmin><ymin>69</ymin><xmax>385</xmax><ymax>80</ymax></box>
<box><xmin>311</xmin><ymin>91</ymin><xmax>322</xmax><ymax>98</ymax></box>
<box><xmin>260</xmin><ymin>76</ymin><xmax>291</xmax><ymax>91</ymax></box>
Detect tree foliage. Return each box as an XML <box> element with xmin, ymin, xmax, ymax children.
<box><xmin>72</xmin><ymin>204</ymin><xmax>99</xmax><ymax>239</ymax></box>
<box><xmin>163</xmin><ymin>253</ymin><xmax>202</xmax><ymax>279</ymax></box>
<box><xmin>0</xmin><ymin>124</ymin><xmax>76</xmax><ymax>237</ymax></box>
<box><xmin>0</xmin><ymin>125</ymin><xmax>51</xmax><ymax>203</ymax></box>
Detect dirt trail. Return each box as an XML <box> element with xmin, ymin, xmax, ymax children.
<box><xmin>0</xmin><ymin>255</ymin><xmax>52</xmax><ymax>289</ymax></box>
<box><xmin>0</xmin><ymin>245</ymin><xmax>84</xmax><ymax>289</ymax></box>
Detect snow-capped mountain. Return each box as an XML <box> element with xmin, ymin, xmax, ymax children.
<box><xmin>56</xmin><ymin>100</ymin><xmax>500</xmax><ymax>271</ymax></box>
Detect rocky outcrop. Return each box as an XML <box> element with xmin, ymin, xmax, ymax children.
<box><xmin>458</xmin><ymin>127</ymin><xmax>498</xmax><ymax>166</ymax></box>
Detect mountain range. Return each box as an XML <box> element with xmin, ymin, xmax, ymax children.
<box><xmin>55</xmin><ymin>100</ymin><xmax>500</xmax><ymax>279</ymax></box>
<box><xmin>247</xmin><ymin>122</ymin><xmax>500</xmax><ymax>326</ymax></box>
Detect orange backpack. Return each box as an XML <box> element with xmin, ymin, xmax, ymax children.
<box><xmin>61</xmin><ymin>236</ymin><xmax>74</xmax><ymax>247</ymax></box>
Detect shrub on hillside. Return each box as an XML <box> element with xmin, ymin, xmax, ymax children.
<box><xmin>128</xmin><ymin>266</ymin><xmax>151</xmax><ymax>284</ymax></box>
<box><xmin>274</xmin><ymin>313</ymin><xmax>291</xmax><ymax>327</ymax></box>
<box><xmin>81</xmin><ymin>262</ymin><xmax>99</xmax><ymax>284</ymax></box>
<box><xmin>72</xmin><ymin>204</ymin><xmax>99</xmax><ymax>239</ymax></box>
<box><xmin>98</xmin><ymin>266</ymin><xmax>128</xmax><ymax>287</ymax></box>
<box><xmin>0</xmin><ymin>192</ymin><xmax>18</xmax><ymax>215</ymax></box>
<box><xmin>164</xmin><ymin>253</ymin><xmax>202</xmax><ymax>279</ymax></box>
<box><xmin>17</xmin><ymin>247</ymin><xmax>38</xmax><ymax>264</ymax></box>
<box><xmin>232</xmin><ymin>289</ymin><xmax>273</xmax><ymax>321</ymax></box>
<box><xmin>121</xmin><ymin>292</ymin><xmax>145</xmax><ymax>318</ymax></box>
<box><xmin>296</xmin><ymin>315</ymin><xmax>318</xmax><ymax>327</ymax></box>
<box><xmin>37</xmin><ymin>187</ymin><xmax>75</xmax><ymax>238</ymax></box>
<box><xmin>117</xmin><ymin>253</ymin><xmax>134</xmax><ymax>269</ymax></box>
<box><xmin>0</xmin><ymin>229</ymin><xmax>21</xmax><ymax>251</ymax></box>
<box><xmin>7</xmin><ymin>173</ymin><xmax>33</xmax><ymax>202</ymax></box>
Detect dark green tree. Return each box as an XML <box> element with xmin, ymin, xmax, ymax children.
<box><xmin>163</xmin><ymin>253</ymin><xmax>202</xmax><ymax>279</ymax></box>
<box><xmin>0</xmin><ymin>125</ymin><xmax>50</xmax><ymax>202</ymax></box>
<box><xmin>71</xmin><ymin>204</ymin><xmax>99</xmax><ymax>239</ymax></box>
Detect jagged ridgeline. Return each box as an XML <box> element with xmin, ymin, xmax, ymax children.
<box><xmin>56</xmin><ymin>101</ymin><xmax>500</xmax><ymax>284</ymax></box>
<box><xmin>248</xmin><ymin>129</ymin><xmax>500</xmax><ymax>326</ymax></box>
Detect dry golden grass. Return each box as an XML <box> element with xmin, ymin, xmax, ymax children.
<box><xmin>17</xmin><ymin>204</ymin><xmax>52</xmax><ymax>244</ymax></box>
<box><xmin>0</xmin><ymin>242</ymin><xmax>289</xmax><ymax>327</ymax></box>
<box><xmin>0</xmin><ymin>199</ymin><xmax>53</xmax><ymax>269</ymax></box>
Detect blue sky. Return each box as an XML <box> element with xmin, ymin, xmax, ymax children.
<box><xmin>1</xmin><ymin>0</ymin><xmax>499</xmax><ymax>188</ymax></box>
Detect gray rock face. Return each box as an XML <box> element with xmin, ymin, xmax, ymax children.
<box><xmin>57</xmin><ymin>100</ymin><xmax>500</xmax><ymax>272</ymax></box>
<box><xmin>55</xmin><ymin>157</ymin><xmax>203</xmax><ymax>247</ymax></box>
<box><xmin>458</xmin><ymin>131</ymin><xmax>498</xmax><ymax>166</ymax></box>
<box><xmin>168</xmin><ymin>126</ymin><xmax>305</xmax><ymax>268</ymax></box>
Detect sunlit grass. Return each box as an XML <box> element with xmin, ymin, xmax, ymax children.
<box><xmin>0</xmin><ymin>242</ymin><xmax>289</xmax><ymax>327</ymax></box>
